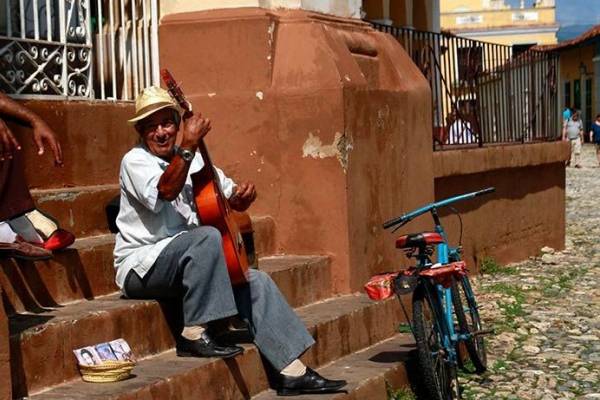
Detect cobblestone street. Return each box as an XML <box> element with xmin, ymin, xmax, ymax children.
<box><xmin>461</xmin><ymin>144</ymin><xmax>600</xmax><ymax>400</ymax></box>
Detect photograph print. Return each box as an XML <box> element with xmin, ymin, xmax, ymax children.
<box><xmin>109</xmin><ymin>338</ymin><xmax>134</xmax><ymax>361</ymax></box>
<box><xmin>73</xmin><ymin>346</ymin><xmax>103</xmax><ymax>366</ymax></box>
<box><xmin>95</xmin><ymin>342</ymin><xmax>118</xmax><ymax>362</ymax></box>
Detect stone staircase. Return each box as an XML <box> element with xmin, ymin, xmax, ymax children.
<box><xmin>1</xmin><ymin>183</ymin><xmax>415</xmax><ymax>399</ymax></box>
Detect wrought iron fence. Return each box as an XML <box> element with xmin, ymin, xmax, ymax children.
<box><xmin>0</xmin><ymin>0</ymin><xmax>160</xmax><ymax>100</ymax></box>
<box><xmin>372</xmin><ymin>23</ymin><xmax>560</xmax><ymax>149</ymax></box>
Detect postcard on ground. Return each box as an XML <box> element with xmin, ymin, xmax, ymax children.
<box><xmin>73</xmin><ymin>346</ymin><xmax>103</xmax><ymax>366</ymax></box>
<box><xmin>109</xmin><ymin>338</ymin><xmax>134</xmax><ymax>361</ymax></box>
<box><xmin>94</xmin><ymin>342</ymin><xmax>118</xmax><ymax>362</ymax></box>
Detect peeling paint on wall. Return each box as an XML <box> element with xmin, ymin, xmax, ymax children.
<box><xmin>302</xmin><ymin>131</ymin><xmax>353</xmax><ymax>172</ymax></box>
<box><xmin>36</xmin><ymin>191</ymin><xmax>82</xmax><ymax>203</ymax></box>
<box><xmin>267</xmin><ymin>21</ymin><xmax>275</xmax><ymax>64</ymax></box>
<box><xmin>376</xmin><ymin>105</ymin><xmax>390</xmax><ymax>129</ymax></box>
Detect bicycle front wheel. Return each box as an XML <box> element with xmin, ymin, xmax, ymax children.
<box><xmin>413</xmin><ymin>282</ymin><xmax>459</xmax><ymax>399</ymax></box>
<box><xmin>452</xmin><ymin>275</ymin><xmax>487</xmax><ymax>373</ymax></box>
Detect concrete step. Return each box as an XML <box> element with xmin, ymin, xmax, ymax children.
<box><xmin>253</xmin><ymin>334</ymin><xmax>414</xmax><ymax>400</ymax></box>
<box><xmin>15</xmin><ymin>293</ymin><xmax>403</xmax><ymax>397</ymax></box>
<box><xmin>31</xmin><ymin>184</ymin><xmax>279</xmax><ymax>259</ymax></box>
<box><xmin>31</xmin><ymin>186</ymin><xmax>278</xmax><ymax>258</ymax></box>
<box><xmin>250</xmin><ymin>216</ymin><xmax>276</xmax><ymax>258</ymax></box>
<box><xmin>259</xmin><ymin>255</ymin><xmax>330</xmax><ymax>308</ymax></box>
<box><xmin>28</xmin><ymin>334</ymin><xmax>413</xmax><ymax>400</ymax></box>
<box><xmin>31</xmin><ymin>185</ymin><xmax>120</xmax><ymax>238</ymax></box>
<box><xmin>1</xmin><ymin>230</ymin><xmax>287</xmax><ymax>314</ymax></box>
<box><xmin>0</xmin><ymin>235</ymin><xmax>116</xmax><ymax>314</ymax></box>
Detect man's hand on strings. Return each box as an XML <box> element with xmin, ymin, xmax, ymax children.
<box><xmin>229</xmin><ymin>182</ymin><xmax>257</xmax><ymax>212</ymax></box>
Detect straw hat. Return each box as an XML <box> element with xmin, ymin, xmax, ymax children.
<box><xmin>127</xmin><ymin>86</ymin><xmax>181</xmax><ymax>125</ymax></box>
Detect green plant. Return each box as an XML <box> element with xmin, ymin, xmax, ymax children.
<box><xmin>484</xmin><ymin>283</ymin><xmax>528</xmax><ymax>331</ymax></box>
<box><xmin>491</xmin><ymin>359</ymin><xmax>508</xmax><ymax>372</ymax></box>
<box><xmin>541</xmin><ymin>268</ymin><xmax>588</xmax><ymax>297</ymax></box>
<box><xmin>386</xmin><ymin>382</ymin><xmax>416</xmax><ymax>400</ymax></box>
<box><xmin>479</xmin><ymin>257</ymin><xmax>517</xmax><ymax>275</ymax></box>
<box><xmin>397</xmin><ymin>323</ymin><xmax>412</xmax><ymax>334</ymax></box>
<box><xmin>486</xmin><ymin>283</ymin><xmax>526</xmax><ymax>303</ymax></box>
<box><xmin>499</xmin><ymin>300</ymin><xmax>525</xmax><ymax>321</ymax></box>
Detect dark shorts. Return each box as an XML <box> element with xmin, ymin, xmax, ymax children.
<box><xmin>0</xmin><ymin>151</ymin><xmax>35</xmax><ymax>220</ymax></box>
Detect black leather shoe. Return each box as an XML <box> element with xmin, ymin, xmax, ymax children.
<box><xmin>176</xmin><ymin>335</ymin><xmax>244</xmax><ymax>359</ymax></box>
<box><xmin>277</xmin><ymin>367</ymin><xmax>347</xmax><ymax>396</ymax></box>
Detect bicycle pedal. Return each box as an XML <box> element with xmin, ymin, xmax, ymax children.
<box><xmin>473</xmin><ymin>328</ymin><xmax>494</xmax><ymax>337</ymax></box>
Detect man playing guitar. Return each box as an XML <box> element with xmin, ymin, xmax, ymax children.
<box><xmin>113</xmin><ymin>86</ymin><xmax>346</xmax><ymax>396</ymax></box>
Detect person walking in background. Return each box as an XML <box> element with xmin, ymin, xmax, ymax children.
<box><xmin>563</xmin><ymin>105</ymin><xmax>572</xmax><ymax>122</ymax></box>
<box><xmin>589</xmin><ymin>113</ymin><xmax>600</xmax><ymax>167</ymax></box>
<box><xmin>563</xmin><ymin>111</ymin><xmax>584</xmax><ymax>168</ymax></box>
<box><xmin>0</xmin><ymin>91</ymin><xmax>74</xmax><ymax>260</ymax></box>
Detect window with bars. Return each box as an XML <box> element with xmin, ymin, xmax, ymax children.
<box><xmin>585</xmin><ymin>77</ymin><xmax>592</xmax><ymax>133</ymax></box>
<box><xmin>457</xmin><ymin>45</ymin><xmax>483</xmax><ymax>83</ymax></box>
<box><xmin>574</xmin><ymin>79</ymin><xmax>581</xmax><ymax>111</ymax></box>
<box><xmin>0</xmin><ymin>0</ymin><xmax>160</xmax><ymax>100</ymax></box>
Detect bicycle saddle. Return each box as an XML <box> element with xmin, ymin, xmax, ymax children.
<box><xmin>396</xmin><ymin>232</ymin><xmax>444</xmax><ymax>249</ymax></box>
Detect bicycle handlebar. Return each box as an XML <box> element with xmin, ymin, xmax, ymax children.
<box><xmin>383</xmin><ymin>187</ymin><xmax>496</xmax><ymax>230</ymax></box>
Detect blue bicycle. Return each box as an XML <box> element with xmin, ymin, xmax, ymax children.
<box><xmin>384</xmin><ymin>187</ymin><xmax>494</xmax><ymax>399</ymax></box>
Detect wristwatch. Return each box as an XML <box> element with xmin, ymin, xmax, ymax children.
<box><xmin>173</xmin><ymin>145</ymin><xmax>195</xmax><ymax>162</ymax></box>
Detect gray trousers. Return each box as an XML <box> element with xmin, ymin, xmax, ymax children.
<box><xmin>124</xmin><ymin>226</ymin><xmax>315</xmax><ymax>371</ymax></box>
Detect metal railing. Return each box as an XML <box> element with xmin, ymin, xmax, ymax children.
<box><xmin>372</xmin><ymin>23</ymin><xmax>560</xmax><ymax>149</ymax></box>
<box><xmin>0</xmin><ymin>0</ymin><xmax>160</xmax><ymax>100</ymax></box>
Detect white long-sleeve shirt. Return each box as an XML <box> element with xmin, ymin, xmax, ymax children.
<box><xmin>113</xmin><ymin>144</ymin><xmax>236</xmax><ymax>291</ymax></box>
<box><xmin>447</xmin><ymin>120</ymin><xmax>476</xmax><ymax>145</ymax></box>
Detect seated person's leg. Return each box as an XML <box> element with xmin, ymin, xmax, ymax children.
<box><xmin>233</xmin><ymin>269</ymin><xmax>314</xmax><ymax>371</ymax></box>
<box><xmin>0</xmin><ymin>150</ymin><xmax>36</xmax><ymax>225</ymax></box>
<box><xmin>0</xmin><ymin>152</ymin><xmax>52</xmax><ymax>260</ymax></box>
<box><xmin>0</xmin><ymin>222</ymin><xmax>17</xmax><ymax>243</ymax></box>
<box><xmin>233</xmin><ymin>269</ymin><xmax>347</xmax><ymax>395</ymax></box>
<box><xmin>0</xmin><ymin>151</ymin><xmax>74</xmax><ymax>253</ymax></box>
<box><xmin>8</xmin><ymin>213</ymin><xmax>44</xmax><ymax>244</ymax></box>
<box><xmin>24</xmin><ymin>209</ymin><xmax>75</xmax><ymax>250</ymax></box>
<box><xmin>124</xmin><ymin>225</ymin><xmax>242</xmax><ymax>358</ymax></box>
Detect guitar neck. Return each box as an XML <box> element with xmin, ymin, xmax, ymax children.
<box><xmin>161</xmin><ymin>69</ymin><xmax>218</xmax><ymax>180</ymax></box>
<box><xmin>197</xmin><ymin>139</ymin><xmax>217</xmax><ymax>180</ymax></box>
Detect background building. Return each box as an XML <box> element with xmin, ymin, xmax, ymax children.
<box><xmin>441</xmin><ymin>0</ymin><xmax>559</xmax><ymax>53</ymax></box>
<box><xmin>361</xmin><ymin>0</ymin><xmax>441</xmax><ymax>31</ymax></box>
<box><xmin>538</xmin><ymin>25</ymin><xmax>600</xmax><ymax>136</ymax></box>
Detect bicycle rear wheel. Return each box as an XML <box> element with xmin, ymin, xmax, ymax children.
<box><xmin>413</xmin><ymin>282</ymin><xmax>459</xmax><ymax>399</ymax></box>
<box><xmin>451</xmin><ymin>275</ymin><xmax>487</xmax><ymax>373</ymax></box>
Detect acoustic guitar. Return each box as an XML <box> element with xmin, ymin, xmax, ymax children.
<box><xmin>161</xmin><ymin>69</ymin><xmax>249</xmax><ymax>285</ymax></box>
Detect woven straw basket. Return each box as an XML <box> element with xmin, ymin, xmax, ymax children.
<box><xmin>78</xmin><ymin>360</ymin><xmax>136</xmax><ymax>383</ymax></box>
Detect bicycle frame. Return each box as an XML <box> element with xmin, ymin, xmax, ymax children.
<box><xmin>386</xmin><ymin>187</ymin><xmax>495</xmax><ymax>367</ymax></box>
<box><xmin>430</xmin><ymin>208</ymin><xmax>468</xmax><ymax>366</ymax></box>
<box><xmin>408</xmin><ymin>214</ymin><xmax>463</xmax><ymax>367</ymax></box>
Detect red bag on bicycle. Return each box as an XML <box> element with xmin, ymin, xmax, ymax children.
<box><xmin>364</xmin><ymin>272</ymin><xmax>399</xmax><ymax>301</ymax></box>
<box><xmin>419</xmin><ymin>261</ymin><xmax>468</xmax><ymax>288</ymax></box>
